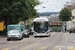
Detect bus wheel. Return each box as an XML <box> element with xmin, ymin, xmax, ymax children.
<box><xmin>49</xmin><ymin>35</ymin><xmax>50</xmax><ymax>36</ymax></box>
<box><xmin>34</xmin><ymin>36</ymin><xmax>36</xmax><ymax>38</ymax></box>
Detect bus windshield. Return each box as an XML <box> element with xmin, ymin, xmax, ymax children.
<box><xmin>34</xmin><ymin>22</ymin><xmax>48</xmax><ymax>33</ymax></box>
<box><xmin>8</xmin><ymin>26</ymin><xmax>20</xmax><ymax>31</ymax></box>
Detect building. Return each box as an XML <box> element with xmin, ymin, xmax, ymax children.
<box><xmin>66</xmin><ymin>5</ymin><xmax>75</xmax><ymax>10</ymax></box>
<box><xmin>49</xmin><ymin>17</ymin><xmax>62</xmax><ymax>27</ymax></box>
<box><xmin>64</xmin><ymin>0</ymin><xmax>75</xmax><ymax>30</ymax></box>
<box><xmin>64</xmin><ymin>0</ymin><xmax>75</xmax><ymax>7</ymax></box>
<box><xmin>66</xmin><ymin>8</ymin><xmax>75</xmax><ymax>30</ymax></box>
<box><xmin>50</xmin><ymin>13</ymin><xmax>59</xmax><ymax>17</ymax></box>
<box><xmin>64</xmin><ymin>2</ymin><xmax>72</xmax><ymax>7</ymax></box>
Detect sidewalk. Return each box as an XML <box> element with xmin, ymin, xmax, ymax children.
<box><xmin>0</xmin><ymin>36</ymin><xmax>6</xmax><ymax>39</ymax></box>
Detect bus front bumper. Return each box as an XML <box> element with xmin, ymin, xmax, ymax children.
<box><xmin>34</xmin><ymin>33</ymin><xmax>50</xmax><ymax>36</ymax></box>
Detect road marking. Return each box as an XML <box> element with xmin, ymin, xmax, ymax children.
<box><xmin>31</xmin><ymin>39</ymin><xmax>36</xmax><ymax>41</ymax></box>
<box><xmin>68</xmin><ymin>47</ymin><xmax>75</xmax><ymax>50</ymax></box>
<box><xmin>13</xmin><ymin>46</ymin><xmax>18</xmax><ymax>48</ymax></box>
<box><xmin>44</xmin><ymin>38</ymin><xmax>48</xmax><ymax>40</ymax></box>
<box><xmin>2</xmin><ymin>48</ymin><xmax>10</xmax><ymax>50</ymax></box>
<box><xmin>64</xmin><ymin>33</ymin><xmax>67</xmax><ymax>38</ymax></box>
<box><xmin>20</xmin><ymin>38</ymin><xmax>29</xmax><ymax>42</ymax></box>
<box><xmin>38</xmin><ymin>47</ymin><xmax>47</xmax><ymax>49</ymax></box>
<box><xmin>0</xmin><ymin>42</ymin><xmax>3</xmax><ymax>43</ymax></box>
<box><xmin>64</xmin><ymin>33</ymin><xmax>68</xmax><ymax>41</ymax></box>
<box><xmin>21</xmin><ymin>42</ymin><xmax>41</xmax><ymax>50</ymax></box>
<box><xmin>53</xmin><ymin>47</ymin><xmax>61</xmax><ymax>50</ymax></box>
<box><xmin>8</xmin><ymin>41</ymin><xmax>13</xmax><ymax>43</ymax></box>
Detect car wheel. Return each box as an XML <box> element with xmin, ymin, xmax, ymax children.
<box><xmin>26</xmin><ymin>35</ymin><xmax>29</xmax><ymax>38</ymax></box>
<box><xmin>19</xmin><ymin>38</ymin><xmax>21</xmax><ymax>40</ymax></box>
<box><xmin>21</xmin><ymin>36</ymin><xmax>23</xmax><ymax>39</ymax></box>
<box><xmin>69</xmin><ymin>31</ymin><xmax>71</xmax><ymax>33</ymax></box>
<box><xmin>7</xmin><ymin>39</ymin><xmax>11</xmax><ymax>41</ymax></box>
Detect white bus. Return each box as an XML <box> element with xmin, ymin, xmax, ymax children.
<box><xmin>33</xmin><ymin>17</ymin><xmax>51</xmax><ymax>37</ymax></box>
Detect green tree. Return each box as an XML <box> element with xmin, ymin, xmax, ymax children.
<box><xmin>59</xmin><ymin>8</ymin><xmax>72</xmax><ymax>21</ymax></box>
<box><xmin>59</xmin><ymin>8</ymin><xmax>72</xmax><ymax>31</ymax></box>
<box><xmin>0</xmin><ymin>0</ymin><xmax>40</xmax><ymax>32</ymax></box>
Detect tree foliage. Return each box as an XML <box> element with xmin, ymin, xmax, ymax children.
<box><xmin>0</xmin><ymin>0</ymin><xmax>40</xmax><ymax>24</ymax></box>
<box><xmin>59</xmin><ymin>8</ymin><xmax>72</xmax><ymax>21</ymax></box>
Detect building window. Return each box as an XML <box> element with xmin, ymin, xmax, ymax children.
<box><xmin>67</xmin><ymin>7</ymin><xmax>70</xmax><ymax>8</ymax></box>
<box><xmin>72</xmin><ymin>16</ymin><xmax>74</xmax><ymax>19</ymax></box>
<box><xmin>73</xmin><ymin>11</ymin><xmax>75</xmax><ymax>13</ymax></box>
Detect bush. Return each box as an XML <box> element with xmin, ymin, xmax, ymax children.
<box><xmin>25</xmin><ymin>19</ymin><xmax>33</xmax><ymax>29</ymax></box>
<box><xmin>0</xmin><ymin>28</ymin><xmax>7</xmax><ymax>36</ymax></box>
<box><xmin>51</xmin><ymin>27</ymin><xmax>62</xmax><ymax>32</ymax></box>
<box><xmin>67</xmin><ymin>30</ymin><xmax>69</xmax><ymax>32</ymax></box>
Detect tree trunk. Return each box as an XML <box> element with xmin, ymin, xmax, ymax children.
<box><xmin>64</xmin><ymin>21</ymin><xmax>67</xmax><ymax>31</ymax></box>
<box><xmin>5</xmin><ymin>16</ymin><xmax>7</xmax><ymax>34</ymax></box>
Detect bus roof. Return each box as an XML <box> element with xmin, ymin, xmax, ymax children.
<box><xmin>33</xmin><ymin>17</ymin><xmax>49</xmax><ymax>22</ymax></box>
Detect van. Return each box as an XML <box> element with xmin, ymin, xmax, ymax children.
<box><xmin>7</xmin><ymin>25</ymin><xmax>23</xmax><ymax>41</ymax></box>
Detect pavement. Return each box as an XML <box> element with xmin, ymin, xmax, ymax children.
<box><xmin>0</xmin><ymin>32</ymin><xmax>75</xmax><ymax>50</ymax></box>
<box><xmin>0</xmin><ymin>36</ymin><xmax>6</xmax><ymax>39</ymax></box>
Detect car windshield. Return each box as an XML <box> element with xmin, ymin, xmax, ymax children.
<box><xmin>8</xmin><ymin>26</ymin><xmax>20</xmax><ymax>31</ymax></box>
<box><xmin>9</xmin><ymin>30</ymin><xmax>19</xmax><ymax>33</ymax></box>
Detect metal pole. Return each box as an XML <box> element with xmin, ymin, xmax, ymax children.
<box><xmin>24</xmin><ymin>21</ymin><xmax>25</xmax><ymax>29</ymax></box>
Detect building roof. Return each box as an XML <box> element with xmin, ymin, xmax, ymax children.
<box><xmin>67</xmin><ymin>5</ymin><xmax>75</xmax><ymax>11</ymax></box>
<box><xmin>49</xmin><ymin>17</ymin><xmax>62</xmax><ymax>23</ymax></box>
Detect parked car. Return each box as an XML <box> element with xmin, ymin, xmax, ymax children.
<box><xmin>23</xmin><ymin>29</ymin><xmax>29</xmax><ymax>37</ymax></box>
<box><xmin>50</xmin><ymin>29</ymin><xmax>53</xmax><ymax>32</ymax></box>
<box><xmin>69</xmin><ymin>28</ymin><xmax>75</xmax><ymax>33</ymax></box>
<box><xmin>28</xmin><ymin>27</ymin><xmax>34</xmax><ymax>35</ymax></box>
<box><xmin>7</xmin><ymin>30</ymin><xmax>23</xmax><ymax>41</ymax></box>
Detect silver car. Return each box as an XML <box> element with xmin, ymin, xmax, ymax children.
<box><xmin>23</xmin><ymin>30</ymin><xmax>29</xmax><ymax>38</ymax></box>
<box><xmin>7</xmin><ymin>30</ymin><xmax>23</xmax><ymax>41</ymax></box>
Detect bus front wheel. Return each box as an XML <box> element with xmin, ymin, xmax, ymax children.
<box><xmin>34</xmin><ymin>36</ymin><xmax>36</xmax><ymax>38</ymax></box>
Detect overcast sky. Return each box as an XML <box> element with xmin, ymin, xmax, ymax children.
<box><xmin>35</xmin><ymin>0</ymin><xmax>71</xmax><ymax>13</ymax></box>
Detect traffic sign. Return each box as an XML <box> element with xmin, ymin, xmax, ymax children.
<box><xmin>0</xmin><ymin>22</ymin><xmax>4</xmax><ymax>31</ymax></box>
<box><xmin>63</xmin><ymin>22</ymin><xmax>66</xmax><ymax>25</ymax></box>
<box><xmin>26</xmin><ymin>22</ymin><xmax>27</xmax><ymax>26</ymax></box>
<box><xmin>52</xmin><ymin>23</ymin><xmax>58</xmax><ymax>25</ymax></box>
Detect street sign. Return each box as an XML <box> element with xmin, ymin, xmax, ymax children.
<box><xmin>21</xmin><ymin>22</ymin><xmax>24</xmax><ymax>24</ymax></box>
<box><xmin>0</xmin><ymin>22</ymin><xmax>4</xmax><ymax>31</ymax></box>
<box><xmin>62</xmin><ymin>22</ymin><xmax>66</xmax><ymax>32</ymax></box>
<box><xmin>52</xmin><ymin>23</ymin><xmax>58</xmax><ymax>25</ymax></box>
<box><xmin>63</xmin><ymin>22</ymin><xmax>66</xmax><ymax>25</ymax></box>
<box><xmin>20</xmin><ymin>21</ymin><xmax>24</xmax><ymax>25</ymax></box>
<box><xmin>26</xmin><ymin>22</ymin><xmax>27</xmax><ymax>26</ymax></box>
<box><xmin>63</xmin><ymin>25</ymin><xmax>65</xmax><ymax>27</ymax></box>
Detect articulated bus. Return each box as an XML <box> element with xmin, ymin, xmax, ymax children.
<box><xmin>33</xmin><ymin>17</ymin><xmax>51</xmax><ymax>37</ymax></box>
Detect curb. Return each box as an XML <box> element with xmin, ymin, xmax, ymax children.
<box><xmin>0</xmin><ymin>36</ymin><xmax>6</xmax><ymax>39</ymax></box>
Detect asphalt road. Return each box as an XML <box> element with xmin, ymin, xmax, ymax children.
<box><xmin>0</xmin><ymin>32</ymin><xmax>75</xmax><ymax>50</ymax></box>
